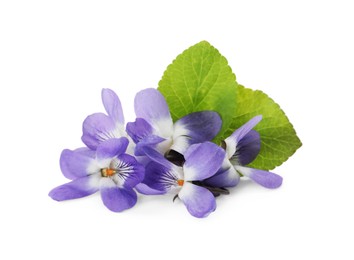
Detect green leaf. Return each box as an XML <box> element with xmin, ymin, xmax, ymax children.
<box><xmin>227</xmin><ymin>85</ymin><xmax>302</xmax><ymax>170</ymax></box>
<box><xmin>158</xmin><ymin>41</ymin><xmax>237</xmax><ymax>142</ymax></box>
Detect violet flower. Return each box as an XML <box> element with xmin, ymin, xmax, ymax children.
<box><xmin>141</xmin><ymin>142</ymin><xmax>225</xmax><ymax>218</ymax></box>
<box><xmin>49</xmin><ymin>137</ymin><xmax>144</xmax><ymax>212</ymax></box>
<box><xmin>82</xmin><ymin>88</ymin><xmax>128</xmax><ymax>150</ymax></box>
<box><xmin>205</xmin><ymin>115</ymin><xmax>283</xmax><ymax>189</ymax></box>
<box><xmin>126</xmin><ymin>88</ymin><xmax>221</xmax><ymax>156</ymax></box>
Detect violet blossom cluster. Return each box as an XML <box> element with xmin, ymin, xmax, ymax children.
<box><xmin>49</xmin><ymin>88</ymin><xmax>282</xmax><ymax>218</ymax></box>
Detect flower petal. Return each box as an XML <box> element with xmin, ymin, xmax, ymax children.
<box><xmin>204</xmin><ymin>159</ymin><xmax>240</xmax><ymax>187</ymax></box>
<box><xmin>101</xmin><ymin>88</ymin><xmax>124</xmax><ymax>125</ymax></box>
<box><xmin>143</xmin><ymin>160</ymin><xmax>184</xmax><ymax>193</ymax></box>
<box><xmin>235</xmin><ymin>165</ymin><xmax>283</xmax><ymax>189</ymax></box>
<box><xmin>134</xmin><ymin>88</ymin><xmax>173</xmax><ymax>138</ymax></box>
<box><xmin>96</xmin><ymin>137</ymin><xmax>129</xmax><ymax>161</ymax></box>
<box><xmin>135</xmin><ymin>183</ymin><xmax>166</xmax><ymax>195</ymax></box>
<box><xmin>126</xmin><ymin>118</ymin><xmax>154</xmax><ymax>144</ymax></box>
<box><xmin>233</xmin><ymin>130</ymin><xmax>261</xmax><ymax>166</ymax></box>
<box><xmin>49</xmin><ymin>174</ymin><xmax>100</xmax><ymax>201</ymax></box>
<box><xmin>100</xmin><ymin>178</ymin><xmax>137</xmax><ymax>212</ymax></box>
<box><xmin>142</xmin><ymin>146</ymin><xmax>174</xmax><ymax>170</ymax></box>
<box><xmin>178</xmin><ymin>182</ymin><xmax>216</xmax><ymax>218</ymax></box>
<box><xmin>111</xmin><ymin>154</ymin><xmax>145</xmax><ymax>188</ymax></box>
<box><xmin>224</xmin><ymin>115</ymin><xmax>262</xmax><ymax>158</ymax></box>
<box><xmin>82</xmin><ymin>112</ymin><xmax>122</xmax><ymax>150</ymax></box>
<box><xmin>183</xmin><ymin>142</ymin><xmax>225</xmax><ymax>181</ymax></box>
<box><xmin>171</xmin><ymin>111</ymin><xmax>222</xmax><ymax>154</ymax></box>
<box><xmin>134</xmin><ymin>135</ymin><xmax>166</xmax><ymax>156</ymax></box>
<box><xmin>60</xmin><ymin>148</ymin><xmax>98</xmax><ymax>180</ymax></box>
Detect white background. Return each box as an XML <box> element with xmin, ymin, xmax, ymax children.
<box><xmin>1</xmin><ymin>0</ymin><xmax>353</xmax><ymax>259</ymax></box>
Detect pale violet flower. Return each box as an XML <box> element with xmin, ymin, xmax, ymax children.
<box><xmin>126</xmin><ymin>88</ymin><xmax>222</xmax><ymax>156</ymax></box>
<box><xmin>141</xmin><ymin>142</ymin><xmax>225</xmax><ymax>218</ymax></box>
<box><xmin>49</xmin><ymin>138</ymin><xmax>144</xmax><ymax>212</ymax></box>
<box><xmin>205</xmin><ymin>115</ymin><xmax>283</xmax><ymax>189</ymax></box>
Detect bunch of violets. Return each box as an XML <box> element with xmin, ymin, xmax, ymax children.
<box><xmin>49</xmin><ymin>88</ymin><xmax>282</xmax><ymax>218</ymax></box>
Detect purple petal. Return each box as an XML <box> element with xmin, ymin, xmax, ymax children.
<box><xmin>101</xmin><ymin>88</ymin><xmax>124</xmax><ymax>125</ymax></box>
<box><xmin>134</xmin><ymin>135</ymin><xmax>166</xmax><ymax>156</ymax></box>
<box><xmin>96</xmin><ymin>137</ymin><xmax>129</xmax><ymax>161</ymax></box>
<box><xmin>233</xmin><ymin>130</ymin><xmax>261</xmax><ymax>166</ymax></box>
<box><xmin>204</xmin><ymin>160</ymin><xmax>240</xmax><ymax>188</ymax></box>
<box><xmin>100</xmin><ymin>178</ymin><xmax>137</xmax><ymax>212</ymax></box>
<box><xmin>143</xmin><ymin>161</ymin><xmax>180</xmax><ymax>193</ymax></box>
<box><xmin>60</xmin><ymin>148</ymin><xmax>97</xmax><ymax>180</ymax></box>
<box><xmin>225</xmin><ymin>115</ymin><xmax>262</xmax><ymax>158</ymax></box>
<box><xmin>183</xmin><ymin>142</ymin><xmax>225</xmax><ymax>181</ymax></box>
<box><xmin>82</xmin><ymin>112</ymin><xmax>121</xmax><ymax>150</ymax></box>
<box><xmin>142</xmin><ymin>146</ymin><xmax>174</xmax><ymax>170</ymax></box>
<box><xmin>134</xmin><ymin>88</ymin><xmax>173</xmax><ymax>138</ymax></box>
<box><xmin>111</xmin><ymin>154</ymin><xmax>145</xmax><ymax>188</ymax></box>
<box><xmin>171</xmin><ymin>111</ymin><xmax>222</xmax><ymax>154</ymax></box>
<box><xmin>235</xmin><ymin>165</ymin><xmax>283</xmax><ymax>189</ymax></box>
<box><xmin>135</xmin><ymin>183</ymin><xmax>166</xmax><ymax>195</ymax></box>
<box><xmin>178</xmin><ymin>182</ymin><xmax>216</xmax><ymax>218</ymax></box>
<box><xmin>49</xmin><ymin>174</ymin><xmax>100</xmax><ymax>201</ymax></box>
<box><xmin>126</xmin><ymin>118</ymin><xmax>154</xmax><ymax>144</ymax></box>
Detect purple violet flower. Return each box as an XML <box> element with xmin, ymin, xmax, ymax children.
<box><xmin>49</xmin><ymin>137</ymin><xmax>145</xmax><ymax>212</ymax></box>
<box><xmin>141</xmin><ymin>142</ymin><xmax>225</xmax><ymax>218</ymax></box>
<box><xmin>205</xmin><ymin>115</ymin><xmax>283</xmax><ymax>189</ymax></box>
<box><xmin>82</xmin><ymin>88</ymin><xmax>128</xmax><ymax>151</ymax></box>
<box><xmin>126</xmin><ymin>88</ymin><xmax>222</xmax><ymax>156</ymax></box>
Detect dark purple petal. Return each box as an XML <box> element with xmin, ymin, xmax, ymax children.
<box><xmin>236</xmin><ymin>165</ymin><xmax>283</xmax><ymax>189</ymax></box>
<box><xmin>134</xmin><ymin>88</ymin><xmax>173</xmax><ymax>137</ymax></box>
<box><xmin>96</xmin><ymin>137</ymin><xmax>129</xmax><ymax>161</ymax></box>
<box><xmin>134</xmin><ymin>135</ymin><xmax>166</xmax><ymax>156</ymax></box>
<box><xmin>183</xmin><ymin>142</ymin><xmax>225</xmax><ymax>181</ymax></box>
<box><xmin>81</xmin><ymin>112</ymin><xmax>119</xmax><ymax>150</ymax></box>
<box><xmin>143</xmin><ymin>161</ymin><xmax>177</xmax><ymax>193</ymax></box>
<box><xmin>234</xmin><ymin>130</ymin><xmax>261</xmax><ymax>166</ymax></box>
<box><xmin>204</xmin><ymin>161</ymin><xmax>240</xmax><ymax>188</ymax></box>
<box><xmin>142</xmin><ymin>146</ymin><xmax>174</xmax><ymax>170</ymax></box>
<box><xmin>100</xmin><ymin>178</ymin><xmax>137</xmax><ymax>212</ymax></box>
<box><xmin>60</xmin><ymin>148</ymin><xmax>97</xmax><ymax>180</ymax></box>
<box><xmin>111</xmin><ymin>154</ymin><xmax>145</xmax><ymax>188</ymax></box>
<box><xmin>49</xmin><ymin>174</ymin><xmax>100</xmax><ymax>201</ymax></box>
<box><xmin>135</xmin><ymin>183</ymin><xmax>166</xmax><ymax>195</ymax></box>
<box><xmin>101</xmin><ymin>88</ymin><xmax>124</xmax><ymax>125</ymax></box>
<box><xmin>126</xmin><ymin>118</ymin><xmax>154</xmax><ymax>144</ymax></box>
<box><xmin>171</xmin><ymin>111</ymin><xmax>222</xmax><ymax>154</ymax></box>
<box><xmin>224</xmin><ymin>115</ymin><xmax>262</xmax><ymax>158</ymax></box>
<box><xmin>178</xmin><ymin>182</ymin><xmax>216</xmax><ymax>218</ymax></box>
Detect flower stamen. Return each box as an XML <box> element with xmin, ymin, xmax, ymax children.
<box><xmin>177</xmin><ymin>179</ymin><xmax>184</xmax><ymax>186</ymax></box>
<box><xmin>101</xmin><ymin>168</ymin><xmax>116</xmax><ymax>177</ymax></box>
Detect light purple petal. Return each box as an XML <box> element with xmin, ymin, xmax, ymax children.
<box><xmin>235</xmin><ymin>165</ymin><xmax>283</xmax><ymax>189</ymax></box>
<box><xmin>111</xmin><ymin>154</ymin><xmax>145</xmax><ymax>188</ymax></box>
<box><xmin>134</xmin><ymin>135</ymin><xmax>166</xmax><ymax>156</ymax></box>
<box><xmin>60</xmin><ymin>148</ymin><xmax>97</xmax><ymax>180</ymax></box>
<box><xmin>183</xmin><ymin>142</ymin><xmax>225</xmax><ymax>181</ymax></box>
<box><xmin>171</xmin><ymin>111</ymin><xmax>222</xmax><ymax>154</ymax></box>
<box><xmin>204</xmin><ymin>159</ymin><xmax>240</xmax><ymax>188</ymax></box>
<box><xmin>225</xmin><ymin>115</ymin><xmax>262</xmax><ymax>158</ymax></box>
<box><xmin>101</xmin><ymin>88</ymin><xmax>124</xmax><ymax>125</ymax></box>
<box><xmin>142</xmin><ymin>146</ymin><xmax>174</xmax><ymax>170</ymax></box>
<box><xmin>233</xmin><ymin>130</ymin><xmax>261</xmax><ymax>166</ymax></box>
<box><xmin>134</xmin><ymin>88</ymin><xmax>173</xmax><ymax>138</ymax></box>
<box><xmin>100</xmin><ymin>178</ymin><xmax>137</xmax><ymax>212</ymax></box>
<box><xmin>178</xmin><ymin>182</ymin><xmax>216</xmax><ymax>218</ymax></box>
<box><xmin>126</xmin><ymin>118</ymin><xmax>154</xmax><ymax>144</ymax></box>
<box><xmin>49</xmin><ymin>174</ymin><xmax>100</xmax><ymax>201</ymax></box>
<box><xmin>96</xmin><ymin>137</ymin><xmax>128</xmax><ymax>161</ymax></box>
<box><xmin>81</xmin><ymin>112</ymin><xmax>119</xmax><ymax>150</ymax></box>
<box><xmin>135</xmin><ymin>183</ymin><xmax>166</xmax><ymax>195</ymax></box>
<box><xmin>142</xmin><ymin>162</ymin><xmax>174</xmax><ymax>193</ymax></box>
